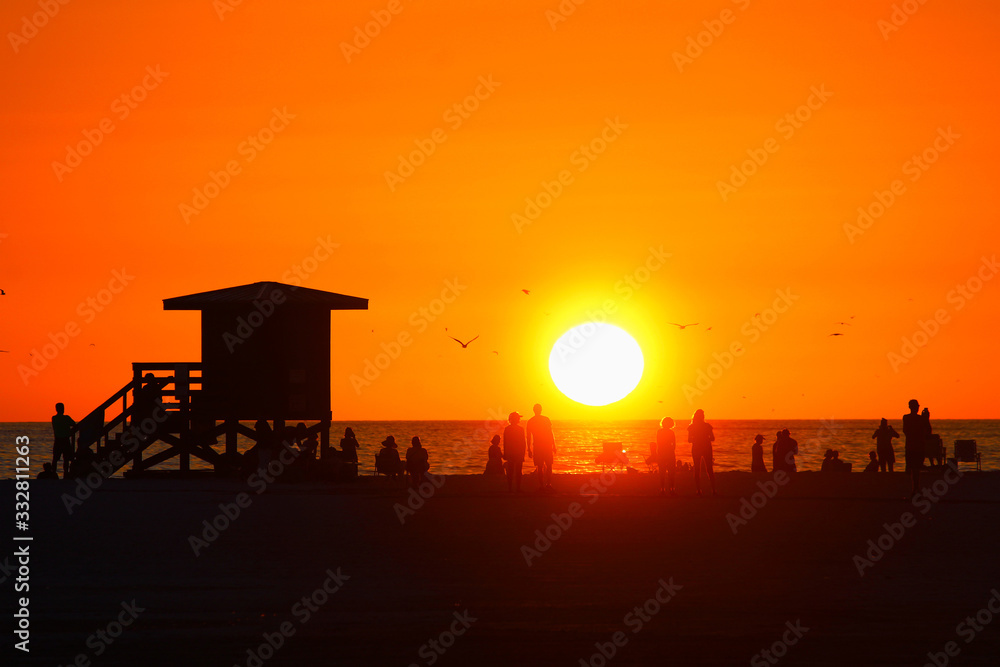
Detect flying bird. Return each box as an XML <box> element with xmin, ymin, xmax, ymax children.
<box><xmin>492</xmin><ymin>350</ymin><xmax>499</xmax><ymax>355</ymax></box>
<box><xmin>0</xmin><ymin>289</ymin><xmax>5</xmax><ymax>295</ymax></box>
<box><xmin>669</xmin><ymin>322</ymin><xmax>698</xmax><ymax>330</ymax></box>
<box><xmin>89</xmin><ymin>343</ymin><xmax>96</xmax><ymax>346</ymax></box>
<box><xmin>448</xmin><ymin>335</ymin><xmax>479</xmax><ymax>348</ymax></box>
<box><xmin>829</xmin><ymin>333</ymin><xmax>844</xmax><ymax>336</ymax></box>
<box><xmin>521</xmin><ymin>289</ymin><xmax>531</xmax><ymax>295</ymax></box>
<box><xmin>835</xmin><ymin>321</ymin><xmax>852</xmax><ymax>326</ymax></box>
<box><xmin>0</xmin><ymin>350</ymin><xmax>9</xmax><ymax>353</ymax></box>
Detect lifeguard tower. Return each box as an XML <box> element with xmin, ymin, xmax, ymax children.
<box><xmin>70</xmin><ymin>281</ymin><xmax>368</xmax><ymax>476</ymax></box>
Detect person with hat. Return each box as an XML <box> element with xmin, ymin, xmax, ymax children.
<box><xmin>502</xmin><ymin>412</ymin><xmax>526</xmax><ymax>493</ymax></box>
<box><xmin>377</xmin><ymin>435</ymin><xmax>403</xmax><ymax>480</ymax></box>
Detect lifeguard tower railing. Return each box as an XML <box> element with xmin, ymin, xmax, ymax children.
<box><xmin>68</xmin><ymin>362</ymin><xmax>229</xmax><ymax>476</ymax></box>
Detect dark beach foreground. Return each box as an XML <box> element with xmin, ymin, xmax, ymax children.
<box><xmin>9</xmin><ymin>469</ymin><xmax>1000</xmax><ymax>666</ymax></box>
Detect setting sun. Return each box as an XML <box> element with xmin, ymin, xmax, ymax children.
<box><xmin>548</xmin><ymin>323</ymin><xmax>644</xmax><ymax>406</ymax></box>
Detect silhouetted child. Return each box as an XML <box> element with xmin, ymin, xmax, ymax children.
<box><xmin>687</xmin><ymin>409</ymin><xmax>716</xmax><ymax>496</ymax></box>
<box><xmin>872</xmin><ymin>418</ymin><xmax>899</xmax><ymax>472</ymax></box>
<box><xmin>502</xmin><ymin>412</ymin><xmax>526</xmax><ymax>493</ymax></box>
<box><xmin>863</xmin><ymin>451</ymin><xmax>879</xmax><ymax>473</ymax></box>
<box><xmin>37</xmin><ymin>462</ymin><xmax>59</xmax><ymax>480</ymax></box>
<box><xmin>751</xmin><ymin>434</ymin><xmax>767</xmax><ymax>473</ymax></box>
<box><xmin>654</xmin><ymin>417</ymin><xmax>677</xmax><ymax>495</ymax></box>
<box><xmin>484</xmin><ymin>435</ymin><xmax>505</xmax><ymax>476</ymax></box>
<box><xmin>406</xmin><ymin>436</ymin><xmax>430</xmax><ymax>487</ymax></box>
<box><xmin>51</xmin><ymin>402</ymin><xmax>76</xmax><ymax>476</ymax></box>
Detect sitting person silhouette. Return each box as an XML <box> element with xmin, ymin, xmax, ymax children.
<box><xmin>821</xmin><ymin>449</ymin><xmax>835</xmax><ymax>473</ymax></box>
<box><xmin>377</xmin><ymin>436</ymin><xmax>404</xmax><ymax>480</ymax></box>
<box><xmin>406</xmin><ymin>436</ymin><xmax>430</xmax><ymax>487</ymax></box>
<box><xmin>484</xmin><ymin>435</ymin><xmax>505</xmax><ymax>476</ymax></box>
<box><xmin>863</xmin><ymin>451</ymin><xmax>879</xmax><ymax>473</ymax></box>
<box><xmin>69</xmin><ymin>443</ymin><xmax>96</xmax><ymax>479</ymax></box>
<box><xmin>751</xmin><ymin>434</ymin><xmax>767</xmax><ymax>473</ymax></box>
<box><xmin>831</xmin><ymin>450</ymin><xmax>849</xmax><ymax>472</ymax></box>
<box><xmin>37</xmin><ymin>462</ymin><xmax>59</xmax><ymax>480</ymax></box>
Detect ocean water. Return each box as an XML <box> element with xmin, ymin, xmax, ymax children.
<box><xmin>2</xmin><ymin>419</ymin><xmax>997</xmax><ymax>479</ymax></box>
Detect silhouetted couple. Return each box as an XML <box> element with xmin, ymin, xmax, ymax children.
<box><xmin>688</xmin><ymin>409</ymin><xmax>716</xmax><ymax>496</ymax></box>
<box><xmin>821</xmin><ymin>449</ymin><xmax>849</xmax><ymax>472</ymax></box>
<box><xmin>903</xmin><ymin>399</ymin><xmax>932</xmax><ymax>494</ymax></box>
<box><xmin>503</xmin><ymin>405</ymin><xmax>555</xmax><ymax>493</ymax></box>
<box><xmin>772</xmin><ymin>429</ymin><xmax>798</xmax><ymax>474</ymax></box>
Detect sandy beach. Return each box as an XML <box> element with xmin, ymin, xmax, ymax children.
<box><xmin>11</xmin><ymin>468</ymin><xmax>1000</xmax><ymax>666</ymax></box>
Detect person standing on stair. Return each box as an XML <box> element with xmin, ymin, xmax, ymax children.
<box><xmin>51</xmin><ymin>402</ymin><xmax>76</xmax><ymax>476</ymax></box>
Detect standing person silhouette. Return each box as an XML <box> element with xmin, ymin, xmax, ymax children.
<box><xmin>502</xmin><ymin>412</ymin><xmax>526</xmax><ymax>493</ymax></box>
<box><xmin>51</xmin><ymin>402</ymin><xmax>76</xmax><ymax>476</ymax></box>
<box><xmin>687</xmin><ymin>409</ymin><xmax>717</xmax><ymax>496</ymax></box>
<box><xmin>526</xmin><ymin>404</ymin><xmax>556</xmax><ymax>493</ymax></box>
<box><xmin>751</xmin><ymin>434</ymin><xmax>767</xmax><ymax>473</ymax></box>
<box><xmin>781</xmin><ymin>428</ymin><xmax>799</xmax><ymax>472</ymax></box>
<box><xmin>340</xmin><ymin>427</ymin><xmax>361</xmax><ymax>464</ymax></box>
<box><xmin>902</xmin><ymin>399</ymin><xmax>929</xmax><ymax>494</ymax></box>
<box><xmin>771</xmin><ymin>430</ymin><xmax>785</xmax><ymax>473</ymax></box>
<box><xmin>872</xmin><ymin>418</ymin><xmax>899</xmax><ymax>472</ymax></box>
<box><xmin>654</xmin><ymin>417</ymin><xmax>677</xmax><ymax>495</ymax></box>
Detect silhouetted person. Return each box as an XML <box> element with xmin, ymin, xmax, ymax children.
<box><xmin>51</xmin><ymin>402</ymin><xmax>76</xmax><ymax>476</ymax></box>
<box><xmin>300</xmin><ymin>432</ymin><xmax>319</xmax><ymax>460</ymax></box>
<box><xmin>821</xmin><ymin>449</ymin><xmax>835</xmax><ymax>473</ymax></box>
<box><xmin>654</xmin><ymin>417</ymin><xmax>677</xmax><ymax>495</ymax></box>
<box><xmin>872</xmin><ymin>418</ymin><xmax>899</xmax><ymax>472</ymax></box>
<box><xmin>69</xmin><ymin>443</ymin><xmax>95</xmax><ymax>480</ymax></box>
<box><xmin>340</xmin><ymin>427</ymin><xmax>360</xmax><ymax>463</ymax></box>
<box><xmin>773</xmin><ymin>428</ymin><xmax>798</xmax><ymax>473</ymax></box>
<box><xmin>903</xmin><ymin>399</ymin><xmax>928</xmax><ymax>494</ymax></box>
<box><xmin>254</xmin><ymin>419</ymin><xmax>275</xmax><ymax>475</ymax></box>
<box><xmin>484</xmin><ymin>435</ymin><xmax>505</xmax><ymax>476</ymax></box>
<box><xmin>37</xmin><ymin>462</ymin><xmax>59</xmax><ymax>480</ymax></box>
<box><xmin>831</xmin><ymin>450</ymin><xmax>848</xmax><ymax>472</ymax></box>
<box><xmin>923</xmin><ymin>408</ymin><xmax>944</xmax><ymax>466</ymax></box>
<box><xmin>377</xmin><ymin>436</ymin><xmax>403</xmax><ymax>480</ymax></box>
<box><xmin>503</xmin><ymin>412</ymin><xmax>526</xmax><ymax>493</ymax></box>
<box><xmin>526</xmin><ymin>404</ymin><xmax>556</xmax><ymax>493</ymax></box>
<box><xmin>406</xmin><ymin>436</ymin><xmax>430</xmax><ymax>487</ymax></box>
<box><xmin>687</xmin><ymin>409</ymin><xmax>716</xmax><ymax>496</ymax></box>
<box><xmin>863</xmin><ymin>451</ymin><xmax>879</xmax><ymax>473</ymax></box>
<box><xmin>751</xmin><ymin>434</ymin><xmax>767</xmax><ymax>473</ymax></box>
<box><xmin>131</xmin><ymin>373</ymin><xmax>162</xmax><ymax>432</ymax></box>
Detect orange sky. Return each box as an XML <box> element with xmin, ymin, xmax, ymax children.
<box><xmin>2</xmin><ymin>0</ymin><xmax>998</xmax><ymax>422</ymax></box>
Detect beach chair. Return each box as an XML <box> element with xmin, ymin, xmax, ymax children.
<box><xmin>595</xmin><ymin>442</ymin><xmax>628</xmax><ymax>473</ymax></box>
<box><xmin>951</xmin><ymin>440</ymin><xmax>982</xmax><ymax>472</ymax></box>
<box><xmin>644</xmin><ymin>442</ymin><xmax>658</xmax><ymax>473</ymax></box>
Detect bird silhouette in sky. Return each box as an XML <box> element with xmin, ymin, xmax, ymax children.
<box><xmin>89</xmin><ymin>343</ymin><xmax>96</xmax><ymax>347</ymax></box>
<box><xmin>0</xmin><ymin>289</ymin><xmax>6</xmax><ymax>295</ymax></box>
<box><xmin>0</xmin><ymin>350</ymin><xmax>9</xmax><ymax>353</ymax></box>
<box><xmin>669</xmin><ymin>322</ymin><xmax>698</xmax><ymax>330</ymax></box>
<box><xmin>448</xmin><ymin>335</ymin><xmax>479</xmax><ymax>348</ymax></box>
<box><xmin>492</xmin><ymin>350</ymin><xmax>499</xmax><ymax>355</ymax></box>
<box><xmin>835</xmin><ymin>321</ymin><xmax>852</xmax><ymax>326</ymax></box>
<box><xmin>521</xmin><ymin>289</ymin><xmax>531</xmax><ymax>295</ymax></box>
<box><xmin>829</xmin><ymin>333</ymin><xmax>844</xmax><ymax>336</ymax></box>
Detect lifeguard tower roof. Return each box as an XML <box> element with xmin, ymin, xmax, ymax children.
<box><xmin>163</xmin><ymin>281</ymin><xmax>368</xmax><ymax>310</ymax></box>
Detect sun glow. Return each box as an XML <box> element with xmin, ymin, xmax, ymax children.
<box><xmin>548</xmin><ymin>323</ymin><xmax>644</xmax><ymax>407</ymax></box>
